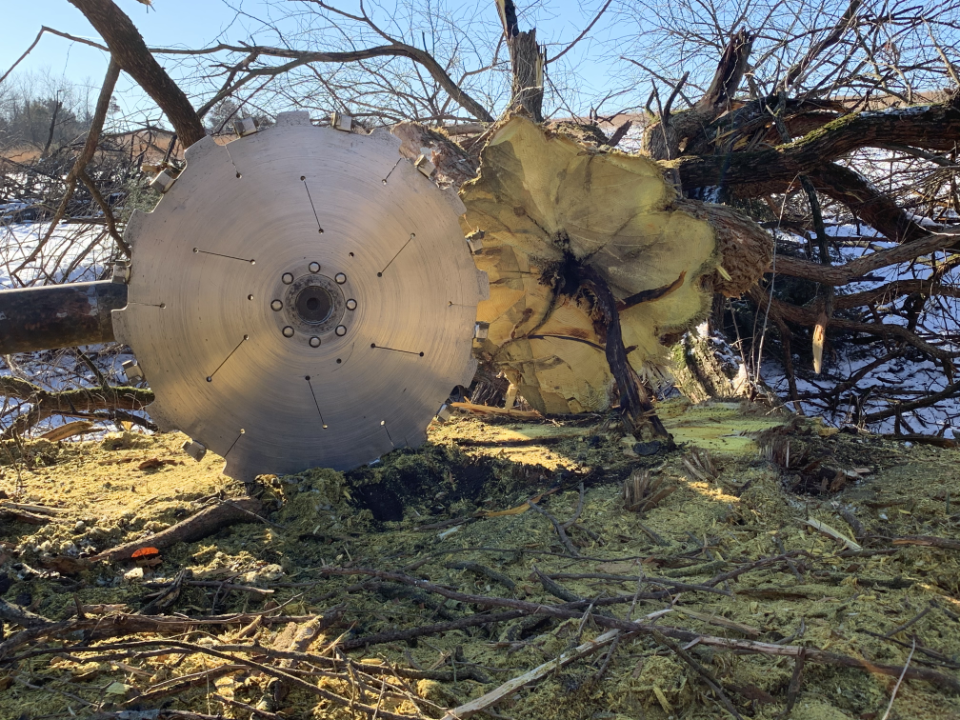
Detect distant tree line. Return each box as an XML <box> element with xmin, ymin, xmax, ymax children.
<box><xmin>0</xmin><ymin>71</ymin><xmax>98</xmax><ymax>155</ymax></box>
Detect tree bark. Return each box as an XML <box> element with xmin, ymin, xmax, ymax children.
<box><xmin>580</xmin><ymin>266</ymin><xmax>672</xmax><ymax>443</ymax></box>
<box><xmin>497</xmin><ymin>0</ymin><xmax>544</xmax><ymax>121</ymax></box>
<box><xmin>67</xmin><ymin>0</ymin><xmax>206</xmax><ymax>147</ymax></box>
<box><xmin>671</xmin><ymin>98</ymin><xmax>960</xmax><ymax>193</ymax></box>
<box><xmin>0</xmin><ymin>281</ymin><xmax>126</xmax><ymax>354</ymax></box>
<box><xmin>0</xmin><ymin>376</ymin><xmax>154</xmax><ymax>439</ymax></box>
<box><xmin>644</xmin><ymin>30</ymin><xmax>753</xmax><ymax>161</ymax></box>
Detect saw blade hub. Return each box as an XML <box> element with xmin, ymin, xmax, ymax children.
<box><xmin>274</xmin><ymin>265</ymin><xmax>354</xmax><ymax>346</ymax></box>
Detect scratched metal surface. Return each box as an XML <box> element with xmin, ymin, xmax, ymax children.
<box><xmin>113</xmin><ymin>112</ymin><xmax>487</xmax><ymax>480</ymax></box>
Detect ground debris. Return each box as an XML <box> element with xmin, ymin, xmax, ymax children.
<box><xmin>1</xmin><ymin>403</ymin><xmax>959</xmax><ymax>719</ymax></box>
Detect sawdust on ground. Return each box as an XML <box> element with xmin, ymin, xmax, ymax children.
<box><xmin>1</xmin><ymin>400</ymin><xmax>959</xmax><ymax>720</ymax></box>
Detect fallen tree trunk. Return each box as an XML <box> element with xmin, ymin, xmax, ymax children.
<box><xmin>0</xmin><ymin>281</ymin><xmax>126</xmax><ymax>354</ymax></box>
<box><xmin>460</xmin><ymin>117</ymin><xmax>770</xmax><ymax>423</ymax></box>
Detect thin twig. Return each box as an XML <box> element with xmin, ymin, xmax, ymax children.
<box><xmin>529</xmin><ymin>499</ymin><xmax>581</xmax><ymax>557</ymax></box>
<box><xmin>881</xmin><ymin>638</ymin><xmax>916</xmax><ymax>720</ymax></box>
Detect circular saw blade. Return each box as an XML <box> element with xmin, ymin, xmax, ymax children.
<box><xmin>113</xmin><ymin>112</ymin><xmax>487</xmax><ymax>480</ymax></box>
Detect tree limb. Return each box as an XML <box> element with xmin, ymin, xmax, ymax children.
<box><xmin>67</xmin><ymin>0</ymin><xmax>206</xmax><ymax>147</ymax></box>
<box><xmin>773</xmin><ymin>230</ymin><xmax>959</xmax><ymax>285</ymax></box>
<box><xmin>547</xmin><ymin>0</ymin><xmax>613</xmax><ymax>65</ymax></box>
<box><xmin>152</xmin><ymin>41</ymin><xmax>495</xmax><ymax>124</ymax></box>
<box><xmin>863</xmin><ymin>379</ymin><xmax>960</xmax><ymax>422</ymax></box>
<box><xmin>14</xmin><ymin>59</ymin><xmax>123</xmax><ymax>273</ymax></box>
<box><xmin>805</xmin><ymin>162</ymin><xmax>930</xmax><ymax>244</ymax></box>
<box><xmin>749</xmin><ymin>286</ymin><xmax>960</xmax><ymax>360</ymax></box>
<box><xmin>780</xmin><ymin>0</ymin><xmax>862</xmax><ymax>91</ymax></box>
<box><xmin>672</xmin><ymin>98</ymin><xmax>960</xmax><ymax>191</ymax></box>
<box><xmin>0</xmin><ymin>377</ymin><xmax>154</xmax><ymax>439</ymax></box>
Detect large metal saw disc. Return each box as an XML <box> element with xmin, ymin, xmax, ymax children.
<box><xmin>113</xmin><ymin>112</ymin><xmax>488</xmax><ymax>480</ymax></box>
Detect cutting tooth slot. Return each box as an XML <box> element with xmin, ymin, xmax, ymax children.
<box><xmin>377</xmin><ymin>233</ymin><xmax>416</xmax><ymax>277</ymax></box>
<box><xmin>223</xmin><ymin>429</ymin><xmax>245</xmax><ymax>458</ymax></box>
<box><xmin>127</xmin><ymin>301</ymin><xmax>166</xmax><ymax>309</ymax></box>
<box><xmin>193</xmin><ymin>248</ymin><xmax>255</xmax><ymax>264</ymax></box>
<box><xmin>206</xmin><ymin>335</ymin><xmax>249</xmax><ymax>382</ymax></box>
<box><xmin>305</xmin><ymin>376</ymin><xmax>328</xmax><ymax>429</ymax></box>
<box><xmin>381</xmin><ymin>420</ymin><xmax>395</xmax><ymax>446</ymax></box>
<box><xmin>382</xmin><ymin>158</ymin><xmax>403</xmax><ymax>184</ymax></box>
<box><xmin>302</xmin><ymin>177</ymin><xmax>325</xmax><ymax>233</ymax></box>
<box><xmin>370</xmin><ymin>343</ymin><xmax>424</xmax><ymax>357</ymax></box>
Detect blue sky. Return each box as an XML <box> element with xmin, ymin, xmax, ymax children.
<box><xmin>1</xmin><ymin>0</ymin><xmax>625</xmax><ymax>122</ymax></box>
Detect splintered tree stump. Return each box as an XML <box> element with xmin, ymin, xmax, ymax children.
<box><xmin>460</xmin><ymin>117</ymin><xmax>769</xmax><ymax>437</ymax></box>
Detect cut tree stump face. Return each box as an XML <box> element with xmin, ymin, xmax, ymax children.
<box><xmin>460</xmin><ymin>117</ymin><xmax>720</xmax><ymax>414</ymax></box>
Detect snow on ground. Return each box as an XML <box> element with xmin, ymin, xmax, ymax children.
<box><xmin>0</xmin><ymin>220</ymin><xmax>116</xmax><ymax>288</ymax></box>
<box><xmin>759</xmin><ymin>230</ymin><xmax>960</xmax><ymax>436</ymax></box>
<box><xmin>1</xmin><ymin>220</ymin><xmax>141</xmax><ymax>436</ymax></box>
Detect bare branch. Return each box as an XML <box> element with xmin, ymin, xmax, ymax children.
<box><xmin>67</xmin><ymin>0</ymin><xmax>206</xmax><ymax>147</ymax></box>
<box><xmin>547</xmin><ymin>0</ymin><xmax>614</xmax><ymax>65</ymax></box>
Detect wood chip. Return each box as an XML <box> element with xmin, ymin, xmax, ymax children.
<box><xmin>803</xmin><ymin>518</ymin><xmax>863</xmax><ymax>552</ymax></box>
<box><xmin>39</xmin><ymin>421</ymin><xmax>95</xmax><ymax>441</ymax></box>
<box><xmin>138</xmin><ymin>457</ymin><xmax>182</xmax><ymax>470</ymax></box>
<box><xmin>678</xmin><ymin>608</ymin><xmax>761</xmax><ymax>637</ymax></box>
<box><xmin>892</xmin><ymin>535</ymin><xmax>960</xmax><ymax>551</ymax></box>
